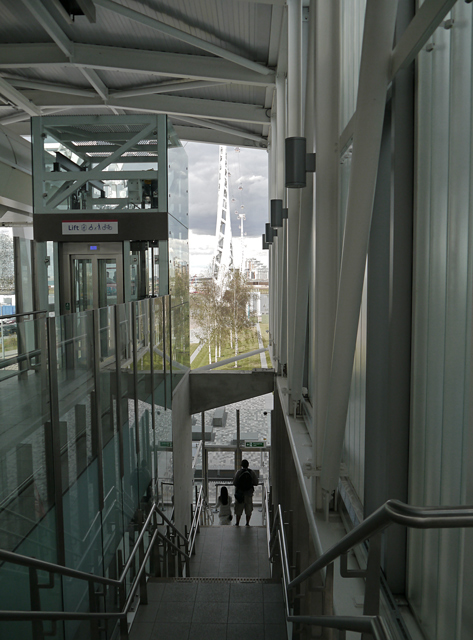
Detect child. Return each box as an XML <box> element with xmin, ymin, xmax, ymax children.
<box><xmin>216</xmin><ymin>486</ymin><xmax>233</xmax><ymax>525</ymax></box>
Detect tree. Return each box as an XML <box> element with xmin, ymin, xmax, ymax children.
<box><xmin>0</xmin><ymin>233</ymin><xmax>14</xmax><ymax>294</ymax></box>
<box><xmin>191</xmin><ymin>267</ymin><xmax>256</xmax><ymax>367</ymax></box>
<box><xmin>222</xmin><ymin>268</ymin><xmax>255</xmax><ymax>366</ymax></box>
<box><xmin>190</xmin><ymin>273</ymin><xmax>222</xmax><ymax>364</ymax></box>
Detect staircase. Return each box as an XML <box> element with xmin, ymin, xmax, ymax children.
<box><xmin>129</xmin><ymin>525</ymin><xmax>287</xmax><ymax>640</ymax></box>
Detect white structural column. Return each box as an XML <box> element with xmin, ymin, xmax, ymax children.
<box><xmin>276</xmin><ymin>74</ymin><xmax>288</xmax><ymax>370</ymax></box>
<box><xmin>291</xmin><ymin>0</ymin><xmax>316</xmax><ymax>402</ymax></box>
<box><xmin>286</xmin><ymin>0</ymin><xmax>303</xmax><ymax>396</ymax></box>
<box><xmin>313</xmin><ymin>0</ymin><xmax>340</xmax><ymax>499</ymax></box>
<box><xmin>321</xmin><ymin>0</ymin><xmax>399</xmax><ymax>496</ymax></box>
<box><xmin>270</xmin><ymin>117</ymin><xmax>280</xmax><ymax>363</ymax></box>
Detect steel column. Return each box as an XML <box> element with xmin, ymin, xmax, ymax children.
<box><xmin>313</xmin><ymin>0</ymin><xmax>340</xmax><ymax>505</ymax></box>
<box><xmin>321</xmin><ymin>0</ymin><xmax>399</xmax><ymax>497</ymax></box>
<box><xmin>291</xmin><ymin>0</ymin><xmax>316</xmax><ymax>402</ymax></box>
<box><xmin>287</xmin><ymin>0</ymin><xmax>303</xmax><ymax>137</ymax></box>
<box><xmin>46</xmin><ymin>316</ymin><xmax>66</xmax><ymax>566</ymax></box>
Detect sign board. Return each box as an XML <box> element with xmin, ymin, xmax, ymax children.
<box><xmin>245</xmin><ymin>441</ymin><xmax>264</xmax><ymax>448</ymax></box>
<box><xmin>62</xmin><ymin>220</ymin><xmax>118</xmax><ymax>235</ymax></box>
<box><xmin>158</xmin><ymin>441</ymin><xmax>172</xmax><ymax>448</ymax></box>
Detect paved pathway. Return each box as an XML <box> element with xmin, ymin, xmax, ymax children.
<box><xmin>190</xmin><ymin>342</ymin><xmax>204</xmax><ymax>364</ymax></box>
<box><xmin>256</xmin><ymin>323</ymin><xmax>268</xmax><ymax>368</ymax></box>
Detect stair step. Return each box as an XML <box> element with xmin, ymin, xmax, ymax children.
<box><xmin>149</xmin><ymin>576</ymin><xmax>278</xmax><ymax>583</ymax></box>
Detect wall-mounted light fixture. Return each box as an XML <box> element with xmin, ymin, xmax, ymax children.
<box><xmin>270</xmin><ymin>199</ymin><xmax>283</xmax><ymax>228</ymax></box>
<box><xmin>285</xmin><ymin>137</ymin><xmax>316</xmax><ymax>188</ymax></box>
<box><xmin>265</xmin><ymin>222</ymin><xmax>278</xmax><ymax>244</ymax></box>
<box><xmin>282</xmin><ymin>207</ymin><xmax>288</xmax><ymax>220</ymax></box>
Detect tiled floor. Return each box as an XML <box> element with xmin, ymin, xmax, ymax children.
<box><xmin>129</xmin><ymin>525</ymin><xmax>287</xmax><ymax>640</ymax></box>
<box><xmin>190</xmin><ymin>522</ymin><xmax>270</xmax><ymax>578</ymax></box>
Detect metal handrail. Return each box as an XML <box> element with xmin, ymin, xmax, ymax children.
<box><xmin>288</xmin><ymin>499</ymin><xmax>473</xmax><ymax>590</ymax></box>
<box><xmin>0</xmin><ymin>494</ymin><xmax>209</xmax><ymax>636</ymax></box>
<box><xmin>0</xmin><ymin>310</ymin><xmax>47</xmax><ymax>321</ymax></box>
<box><xmin>267</xmin><ymin>495</ymin><xmax>473</xmax><ymax>639</ymax></box>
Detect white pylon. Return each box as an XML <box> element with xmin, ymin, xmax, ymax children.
<box><xmin>212</xmin><ymin>145</ymin><xmax>233</xmax><ymax>287</ymax></box>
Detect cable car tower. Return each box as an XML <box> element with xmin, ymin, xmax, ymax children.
<box><xmin>212</xmin><ymin>146</ymin><xmax>233</xmax><ymax>286</ymax></box>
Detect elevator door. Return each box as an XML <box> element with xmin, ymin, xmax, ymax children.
<box><xmin>71</xmin><ymin>256</ymin><xmax>122</xmax><ymax>313</ymax></box>
<box><xmin>72</xmin><ymin>256</ymin><xmax>121</xmax><ymax>312</ymax></box>
<box><xmin>61</xmin><ymin>243</ymin><xmax>123</xmax><ymax>313</ymax></box>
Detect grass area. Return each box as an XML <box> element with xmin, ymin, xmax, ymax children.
<box><xmin>191</xmin><ymin>323</ymin><xmax>269</xmax><ymax>370</ymax></box>
<box><xmin>190</xmin><ymin>343</ymin><xmax>200</xmax><ymax>356</ymax></box>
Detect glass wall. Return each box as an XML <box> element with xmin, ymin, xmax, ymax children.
<box><xmin>0</xmin><ymin>295</ymin><xmax>176</xmax><ymax>639</ymax></box>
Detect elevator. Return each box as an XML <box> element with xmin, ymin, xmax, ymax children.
<box><xmin>59</xmin><ymin>242</ymin><xmax>124</xmax><ymax>312</ymax></box>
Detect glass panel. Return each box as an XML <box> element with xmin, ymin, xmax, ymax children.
<box><xmin>72</xmin><ymin>259</ymin><xmax>93</xmax><ymax>312</ymax></box>
<box><xmin>129</xmin><ymin>252</ymin><xmax>139</xmax><ymax>302</ymax></box>
<box><xmin>98</xmin><ymin>306</ymin><xmax>125</xmax><ymax>585</ymax></box>
<box><xmin>168</xmin><ymin>215</ymin><xmax>190</xmax><ymax>393</ymax></box>
<box><xmin>134</xmin><ymin>299</ymin><xmax>153</xmax><ymax>508</ymax></box>
<box><xmin>98</xmin><ymin>258</ymin><xmax>118</xmax><ymax>308</ymax></box>
<box><xmin>0</xmin><ymin>316</ymin><xmax>60</xmax><ymax>639</ymax></box>
<box><xmin>33</xmin><ymin>115</ymin><xmax>162</xmax><ymax>215</ymax></box>
<box><xmin>55</xmin><ymin>311</ymin><xmax>103</xmax><ymax>638</ymax></box>
<box><xmin>167</xmin><ymin>120</ymin><xmax>189</xmax><ymax>226</ymax></box>
<box><xmin>156</xmin><ymin>409</ymin><xmax>173</xmax><ymax>510</ymax></box>
<box><xmin>163</xmin><ymin>296</ymin><xmax>172</xmax><ymax>409</ymax></box>
<box><xmin>0</xmin><ymin>316</ymin><xmax>54</xmax><ymax>551</ymax></box>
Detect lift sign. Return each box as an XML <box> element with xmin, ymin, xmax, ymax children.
<box><xmin>62</xmin><ymin>220</ymin><xmax>118</xmax><ymax>235</ymax></box>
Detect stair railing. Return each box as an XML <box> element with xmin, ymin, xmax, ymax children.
<box><xmin>0</xmin><ymin>493</ymin><xmax>208</xmax><ymax>640</ymax></box>
<box><xmin>266</xmin><ymin>489</ymin><xmax>473</xmax><ymax>639</ymax></box>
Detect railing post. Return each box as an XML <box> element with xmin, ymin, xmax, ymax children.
<box><xmin>362</xmin><ymin>533</ymin><xmax>382</xmax><ymax>639</ymax></box>
<box><xmin>177</xmin><ymin>534</ymin><xmax>183</xmax><ymax>576</ymax></box>
<box><xmin>151</xmin><ymin>511</ymin><xmax>161</xmax><ymax>577</ymax></box>
<box><xmin>167</xmin><ymin>526</ymin><xmax>175</xmax><ymax>577</ymax></box>
<box><xmin>137</xmin><ymin>510</ymin><xmax>148</xmax><ymax>605</ymax></box>
<box><xmin>88</xmin><ymin>579</ymin><xmax>101</xmax><ymax>640</ymax></box>
<box><xmin>117</xmin><ymin>549</ymin><xmax>129</xmax><ymax>638</ymax></box>
<box><xmin>28</xmin><ymin>566</ymin><xmax>44</xmax><ymax>640</ymax></box>
<box><xmin>184</xmin><ymin>525</ymin><xmax>191</xmax><ymax>577</ymax></box>
<box><xmin>323</xmin><ymin>562</ymin><xmax>335</xmax><ymax>640</ymax></box>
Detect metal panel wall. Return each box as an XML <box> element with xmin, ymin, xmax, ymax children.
<box><xmin>339</xmin><ymin>0</ymin><xmax>367</xmax><ymax>133</ymax></box>
<box><xmin>409</xmin><ymin>4</ymin><xmax>473</xmax><ymax>638</ymax></box>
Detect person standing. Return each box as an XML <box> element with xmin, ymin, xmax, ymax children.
<box><xmin>216</xmin><ymin>486</ymin><xmax>233</xmax><ymax>525</ymax></box>
<box><xmin>233</xmin><ymin>459</ymin><xmax>258</xmax><ymax>526</ymax></box>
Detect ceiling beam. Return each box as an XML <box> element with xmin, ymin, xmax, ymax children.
<box><xmin>19</xmin><ymin>0</ymin><xmax>74</xmax><ymax>58</ymax></box>
<box><xmin>22</xmin><ymin>90</ymin><xmax>271</xmax><ymax>125</ymax></box>
<box><xmin>0</xmin><ymin>74</ymin><xmax>97</xmax><ymax>98</ymax></box>
<box><xmin>110</xmin><ymin>79</ymin><xmax>224</xmax><ymax>99</ymax></box>
<box><xmin>173</xmin><ymin>125</ymin><xmax>265</xmax><ymax>148</ymax></box>
<box><xmin>0</xmin><ymin>43</ymin><xmax>275</xmax><ymax>87</ymax></box>
<box><xmin>93</xmin><ymin>0</ymin><xmax>273</xmax><ymax>76</ymax></box>
<box><xmin>0</xmin><ymin>77</ymin><xmax>41</xmax><ymax>117</ymax></box>
<box><xmin>0</xmin><ymin>43</ymin><xmax>67</xmax><ymax>67</ymax></box>
<box><xmin>78</xmin><ymin>67</ymin><xmax>109</xmax><ymax>100</ymax></box>
<box><xmin>173</xmin><ymin>115</ymin><xmax>266</xmax><ymax>144</ymax></box>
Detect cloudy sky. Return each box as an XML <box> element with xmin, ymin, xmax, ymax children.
<box><xmin>183</xmin><ymin>141</ymin><xmax>269</xmax><ymax>274</ymax></box>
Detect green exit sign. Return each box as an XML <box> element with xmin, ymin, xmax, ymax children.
<box><xmin>159</xmin><ymin>441</ymin><xmax>172</xmax><ymax>448</ymax></box>
<box><xmin>245</xmin><ymin>441</ymin><xmax>264</xmax><ymax>448</ymax></box>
